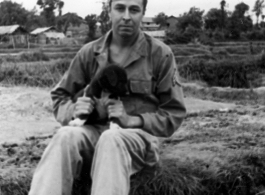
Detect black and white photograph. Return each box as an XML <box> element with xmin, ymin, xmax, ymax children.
<box><xmin>0</xmin><ymin>0</ymin><xmax>264</xmax><ymax>195</ymax></box>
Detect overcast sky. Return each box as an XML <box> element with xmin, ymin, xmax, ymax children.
<box><xmin>3</xmin><ymin>0</ymin><xmax>257</xmax><ymax>19</ymax></box>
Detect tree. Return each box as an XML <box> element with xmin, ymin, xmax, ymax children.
<box><xmin>98</xmin><ymin>2</ymin><xmax>111</xmax><ymax>35</ymax></box>
<box><xmin>220</xmin><ymin>0</ymin><xmax>226</xmax><ymax>10</ymax></box>
<box><xmin>37</xmin><ymin>0</ymin><xmax>64</xmax><ymax>26</ymax></box>
<box><xmin>0</xmin><ymin>1</ymin><xmax>46</xmax><ymax>31</ymax></box>
<box><xmin>85</xmin><ymin>14</ymin><xmax>98</xmax><ymax>41</ymax></box>
<box><xmin>57</xmin><ymin>1</ymin><xmax>64</xmax><ymax>16</ymax></box>
<box><xmin>0</xmin><ymin>0</ymin><xmax>29</xmax><ymax>26</ymax></box>
<box><xmin>176</xmin><ymin>7</ymin><xmax>204</xmax><ymax>32</ymax></box>
<box><xmin>220</xmin><ymin>0</ymin><xmax>226</xmax><ymax>30</ymax></box>
<box><xmin>235</xmin><ymin>2</ymin><xmax>250</xmax><ymax>17</ymax></box>
<box><xmin>227</xmin><ymin>2</ymin><xmax>253</xmax><ymax>39</ymax></box>
<box><xmin>153</xmin><ymin>12</ymin><xmax>168</xmax><ymax>28</ymax></box>
<box><xmin>204</xmin><ymin>8</ymin><xmax>227</xmax><ymax>30</ymax></box>
<box><xmin>173</xmin><ymin>7</ymin><xmax>204</xmax><ymax>43</ymax></box>
<box><xmin>253</xmin><ymin>0</ymin><xmax>265</xmax><ymax>26</ymax></box>
<box><xmin>25</xmin><ymin>7</ymin><xmax>46</xmax><ymax>31</ymax></box>
<box><xmin>56</xmin><ymin>13</ymin><xmax>82</xmax><ymax>34</ymax></box>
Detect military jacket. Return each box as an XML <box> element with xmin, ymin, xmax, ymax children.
<box><xmin>51</xmin><ymin>31</ymin><xmax>186</xmax><ymax>137</ymax></box>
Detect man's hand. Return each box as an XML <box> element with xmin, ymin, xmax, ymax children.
<box><xmin>73</xmin><ymin>97</ymin><xmax>95</xmax><ymax>118</ymax></box>
<box><xmin>105</xmin><ymin>99</ymin><xmax>143</xmax><ymax>128</ymax></box>
<box><xmin>105</xmin><ymin>99</ymin><xmax>130</xmax><ymax>127</ymax></box>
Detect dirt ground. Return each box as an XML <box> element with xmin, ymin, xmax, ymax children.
<box><xmin>0</xmin><ymin>85</ymin><xmax>237</xmax><ymax>144</ymax></box>
<box><xmin>1</xmin><ymin>84</ymin><xmax>265</xmax><ymax>192</ymax></box>
<box><xmin>0</xmin><ymin>86</ymin><xmax>60</xmax><ymax>144</ymax></box>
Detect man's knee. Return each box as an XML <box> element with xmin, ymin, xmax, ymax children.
<box><xmin>54</xmin><ymin>126</ymin><xmax>85</xmax><ymax>145</ymax></box>
<box><xmin>97</xmin><ymin>129</ymin><xmax>125</xmax><ymax>147</ymax></box>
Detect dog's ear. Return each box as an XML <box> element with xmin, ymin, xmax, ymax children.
<box><xmin>98</xmin><ymin>65</ymin><xmax>128</xmax><ymax>96</ymax></box>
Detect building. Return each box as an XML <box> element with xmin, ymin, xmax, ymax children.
<box><xmin>141</xmin><ymin>17</ymin><xmax>160</xmax><ymax>31</ymax></box>
<box><xmin>66</xmin><ymin>22</ymin><xmax>88</xmax><ymax>38</ymax></box>
<box><xmin>0</xmin><ymin>25</ymin><xmax>29</xmax><ymax>48</ymax></box>
<box><xmin>166</xmin><ymin>16</ymin><xmax>179</xmax><ymax>32</ymax></box>
<box><xmin>141</xmin><ymin>17</ymin><xmax>166</xmax><ymax>41</ymax></box>
<box><xmin>60</xmin><ymin>13</ymin><xmax>89</xmax><ymax>38</ymax></box>
<box><xmin>144</xmin><ymin>30</ymin><xmax>166</xmax><ymax>41</ymax></box>
<box><xmin>30</xmin><ymin>26</ymin><xmax>65</xmax><ymax>44</ymax></box>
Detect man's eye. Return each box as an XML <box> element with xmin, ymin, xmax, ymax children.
<box><xmin>116</xmin><ymin>7</ymin><xmax>124</xmax><ymax>11</ymax></box>
<box><xmin>130</xmin><ymin>8</ymin><xmax>140</xmax><ymax>13</ymax></box>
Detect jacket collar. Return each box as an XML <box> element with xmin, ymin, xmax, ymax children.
<box><xmin>93</xmin><ymin>30</ymin><xmax>148</xmax><ymax>68</ymax></box>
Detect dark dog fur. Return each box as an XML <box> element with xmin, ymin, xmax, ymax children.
<box><xmin>73</xmin><ymin>65</ymin><xmax>128</xmax><ymax>125</ymax></box>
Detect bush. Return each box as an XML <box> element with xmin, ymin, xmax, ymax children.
<box><xmin>170</xmin><ymin>45</ymin><xmax>211</xmax><ymax>57</ymax></box>
<box><xmin>246</xmin><ymin>29</ymin><xmax>265</xmax><ymax>41</ymax></box>
<box><xmin>178</xmin><ymin>53</ymin><xmax>265</xmax><ymax>88</ymax></box>
<box><xmin>19</xmin><ymin>50</ymin><xmax>50</xmax><ymax>62</ymax></box>
<box><xmin>1</xmin><ymin>50</ymin><xmax>50</xmax><ymax>63</ymax></box>
<box><xmin>212</xmin><ymin>30</ymin><xmax>225</xmax><ymax>41</ymax></box>
<box><xmin>173</xmin><ymin>31</ymin><xmax>191</xmax><ymax>44</ymax></box>
<box><xmin>198</xmin><ymin>33</ymin><xmax>214</xmax><ymax>46</ymax></box>
<box><xmin>0</xmin><ymin>59</ymin><xmax>71</xmax><ymax>87</ymax></box>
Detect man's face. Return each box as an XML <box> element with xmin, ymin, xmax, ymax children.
<box><xmin>109</xmin><ymin>0</ymin><xmax>144</xmax><ymax>39</ymax></box>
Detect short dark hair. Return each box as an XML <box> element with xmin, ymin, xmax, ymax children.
<box><xmin>108</xmin><ymin>0</ymin><xmax>148</xmax><ymax>14</ymax></box>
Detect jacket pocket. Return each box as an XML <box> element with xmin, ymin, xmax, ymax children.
<box><xmin>129</xmin><ymin>80</ymin><xmax>152</xmax><ymax>94</ymax></box>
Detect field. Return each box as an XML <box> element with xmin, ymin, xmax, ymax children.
<box><xmin>1</xmin><ymin>42</ymin><xmax>265</xmax><ymax>195</ymax></box>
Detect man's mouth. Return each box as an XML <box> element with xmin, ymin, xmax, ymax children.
<box><xmin>119</xmin><ymin>25</ymin><xmax>133</xmax><ymax>28</ymax></box>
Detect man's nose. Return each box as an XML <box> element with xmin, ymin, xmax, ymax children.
<box><xmin>123</xmin><ymin>9</ymin><xmax>131</xmax><ymax>21</ymax></box>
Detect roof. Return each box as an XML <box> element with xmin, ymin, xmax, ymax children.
<box><xmin>142</xmin><ymin>17</ymin><xmax>154</xmax><ymax>23</ymax></box>
<box><xmin>0</xmin><ymin>25</ymin><xmax>28</xmax><ymax>35</ymax></box>
<box><xmin>167</xmin><ymin>15</ymin><xmax>178</xmax><ymax>19</ymax></box>
<box><xmin>45</xmin><ymin>32</ymin><xmax>65</xmax><ymax>39</ymax></box>
<box><xmin>61</xmin><ymin>12</ymin><xmax>85</xmax><ymax>22</ymax></box>
<box><xmin>31</xmin><ymin>26</ymin><xmax>56</xmax><ymax>35</ymax></box>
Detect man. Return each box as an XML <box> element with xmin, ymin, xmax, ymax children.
<box><xmin>28</xmin><ymin>0</ymin><xmax>186</xmax><ymax>194</ymax></box>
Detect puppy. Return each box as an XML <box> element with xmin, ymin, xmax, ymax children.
<box><xmin>69</xmin><ymin>65</ymin><xmax>128</xmax><ymax>126</ymax></box>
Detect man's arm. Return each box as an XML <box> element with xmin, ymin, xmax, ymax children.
<box><xmin>138</xmin><ymin>49</ymin><xmax>186</xmax><ymax>137</ymax></box>
<box><xmin>51</xmin><ymin>50</ymin><xmax>90</xmax><ymax>126</ymax></box>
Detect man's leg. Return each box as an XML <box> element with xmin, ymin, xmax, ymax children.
<box><xmin>90</xmin><ymin>128</ymin><xmax>159</xmax><ymax>195</ymax></box>
<box><xmin>28</xmin><ymin>125</ymin><xmax>101</xmax><ymax>195</ymax></box>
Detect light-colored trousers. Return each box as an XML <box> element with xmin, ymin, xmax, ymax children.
<box><xmin>28</xmin><ymin>125</ymin><xmax>159</xmax><ymax>195</ymax></box>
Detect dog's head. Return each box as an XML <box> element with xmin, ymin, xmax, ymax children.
<box><xmin>86</xmin><ymin>65</ymin><xmax>128</xmax><ymax>98</ymax></box>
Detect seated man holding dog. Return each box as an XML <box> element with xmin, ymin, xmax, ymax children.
<box><xmin>28</xmin><ymin>0</ymin><xmax>186</xmax><ymax>194</ymax></box>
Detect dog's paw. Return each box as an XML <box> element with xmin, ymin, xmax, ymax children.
<box><xmin>110</xmin><ymin>122</ymin><xmax>121</xmax><ymax>130</ymax></box>
<box><xmin>69</xmin><ymin>118</ymin><xmax>86</xmax><ymax>126</ymax></box>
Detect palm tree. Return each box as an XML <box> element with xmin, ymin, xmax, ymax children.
<box><xmin>220</xmin><ymin>0</ymin><xmax>226</xmax><ymax>10</ymax></box>
<box><xmin>57</xmin><ymin>1</ymin><xmax>64</xmax><ymax>16</ymax></box>
<box><xmin>253</xmin><ymin>0</ymin><xmax>265</xmax><ymax>26</ymax></box>
<box><xmin>220</xmin><ymin>0</ymin><xmax>226</xmax><ymax>31</ymax></box>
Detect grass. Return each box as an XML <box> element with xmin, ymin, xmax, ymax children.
<box><xmin>182</xmin><ymin>82</ymin><xmax>265</xmax><ymax>105</ymax></box>
<box><xmin>0</xmin><ymin>172</ymin><xmax>32</xmax><ymax>195</ymax></box>
<box><xmin>0</xmin><ymin>58</ymin><xmax>71</xmax><ymax>87</ymax></box>
<box><xmin>213</xmin><ymin>41</ymin><xmax>265</xmax><ymax>46</ymax></box>
<box><xmin>0</xmin><ymin>47</ymin><xmax>79</xmax><ymax>54</ymax></box>
<box><xmin>130</xmin><ymin>152</ymin><xmax>265</xmax><ymax>195</ymax></box>
<box><xmin>178</xmin><ymin>52</ymin><xmax>265</xmax><ymax>88</ymax></box>
<box><xmin>2</xmin><ymin>153</ymin><xmax>265</xmax><ymax>195</ymax></box>
<box><xmin>1</xmin><ymin>43</ymin><xmax>265</xmax><ymax>194</ymax></box>
<box><xmin>170</xmin><ymin>45</ymin><xmax>211</xmax><ymax>56</ymax></box>
<box><xmin>0</xmin><ymin>50</ymin><xmax>50</xmax><ymax>63</ymax></box>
